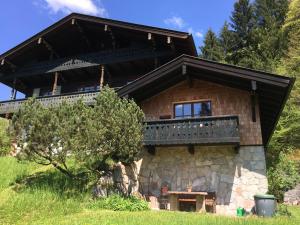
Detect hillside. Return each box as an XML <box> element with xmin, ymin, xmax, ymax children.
<box><xmin>0</xmin><ymin>156</ymin><xmax>300</xmax><ymax>225</ymax></box>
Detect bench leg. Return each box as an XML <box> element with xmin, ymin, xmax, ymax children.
<box><xmin>169</xmin><ymin>195</ymin><xmax>179</xmax><ymax>211</ymax></box>
<box><xmin>196</xmin><ymin>196</ymin><xmax>206</xmax><ymax>213</ymax></box>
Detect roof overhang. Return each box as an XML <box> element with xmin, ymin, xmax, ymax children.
<box><xmin>0</xmin><ymin>13</ymin><xmax>196</xmax><ymax>66</ymax></box>
<box><xmin>117</xmin><ymin>55</ymin><xmax>295</xmax><ymax>146</ymax></box>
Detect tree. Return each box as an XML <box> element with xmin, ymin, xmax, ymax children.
<box><xmin>70</xmin><ymin>86</ymin><xmax>145</xmax><ymax>174</ymax></box>
<box><xmin>229</xmin><ymin>0</ymin><xmax>257</xmax><ymax>67</ymax></box>
<box><xmin>281</xmin><ymin>0</ymin><xmax>300</xmax><ymax>75</ymax></box>
<box><xmin>267</xmin><ymin>0</ymin><xmax>300</xmax><ymax>199</ymax></box>
<box><xmin>199</xmin><ymin>29</ymin><xmax>223</xmax><ymax>61</ymax></box>
<box><xmin>11</xmin><ymin>86</ymin><xmax>145</xmax><ymax>189</ymax></box>
<box><xmin>219</xmin><ymin>21</ymin><xmax>236</xmax><ymax>63</ymax></box>
<box><xmin>11</xmin><ymin>98</ymin><xmax>87</xmax><ymax>177</ymax></box>
<box><xmin>250</xmin><ymin>0</ymin><xmax>289</xmax><ymax>71</ymax></box>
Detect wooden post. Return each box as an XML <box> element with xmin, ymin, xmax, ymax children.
<box><xmin>52</xmin><ymin>72</ymin><xmax>59</xmax><ymax>95</ymax></box>
<box><xmin>169</xmin><ymin>194</ymin><xmax>179</xmax><ymax>211</ymax></box>
<box><xmin>196</xmin><ymin>195</ymin><xmax>206</xmax><ymax>213</ymax></box>
<box><xmin>100</xmin><ymin>65</ymin><xmax>105</xmax><ymax>89</ymax></box>
<box><xmin>10</xmin><ymin>78</ymin><xmax>17</xmax><ymax>100</ymax></box>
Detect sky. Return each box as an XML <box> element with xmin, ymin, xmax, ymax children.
<box><xmin>0</xmin><ymin>0</ymin><xmax>236</xmax><ymax>101</ymax></box>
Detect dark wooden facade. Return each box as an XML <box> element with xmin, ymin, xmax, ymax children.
<box><xmin>0</xmin><ymin>13</ymin><xmax>294</xmax><ymax>148</ymax></box>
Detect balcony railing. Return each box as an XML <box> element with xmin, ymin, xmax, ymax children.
<box><xmin>144</xmin><ymin>116</ymin><xmax>240</xmax><ymax>146</ymax></box>
<box><xmin>0</xmin><ymin>91</ymin><xmax>100</xmax><ymax>115</ymax></box>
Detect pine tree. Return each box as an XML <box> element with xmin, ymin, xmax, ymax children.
<box><xmin>229</xmin><ymin>0</ymin><xmax>257</xmax><ymax>68</ymax></box>
<box><xmin>219</xmin><ymin>21</ymin><xmax>236</xmax><ymax>63</ymax></box>
<box><xmin>251</xmin><ymin>0</ymin><xmax>289</xmax><ymax>71</ymax></box>
<box><xmin>199</xmin><ymin>29</ymin><xmax>223</xmax><ymax>61</ymax></box>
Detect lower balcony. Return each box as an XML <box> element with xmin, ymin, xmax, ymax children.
<box><xmin>0</xmin><ymin>91</ymin><xmax>100</xmax><ymax>115</ymax></box>
<box><xmin>144</xmin><ymin>116</ymin><xmax>240</xmax><ymax>146</ymax></box>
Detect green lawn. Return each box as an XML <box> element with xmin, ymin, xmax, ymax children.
<box><xmin>0</xmin><ymin>156</ymin><xmax>299</xmax><ymax>225</ymax></box>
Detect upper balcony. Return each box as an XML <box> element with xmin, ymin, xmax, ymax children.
<box><xmin>144</xmin><ymin>116</ymin><xmax>240</xmax><ymax>146</ymax></box>
<box><xmin>0</xmin><ymin>91</ymin><xmax>100</xmax><ymax>115</ymax></box>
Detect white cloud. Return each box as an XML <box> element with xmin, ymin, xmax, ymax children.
<box><xmin>195</xmin><ymin>31</ymin><xmax>204</xmax><ymax>38</ymax></box>
<box><xmin>164</xmin><ymin>16</ymin><xmax>185</xmax><ymax>29</ymax></box>
<box><xmin>34</xmin><ymin>0</ymin><xmax>107</xmax><ymax>17</ymax></box>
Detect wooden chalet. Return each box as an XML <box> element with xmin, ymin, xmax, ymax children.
<box><xmin>0</xmin><ymin>13</ymin><xmax>294</xmax><ymax>215</ymax></box>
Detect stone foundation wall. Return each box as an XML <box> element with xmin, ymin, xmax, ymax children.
<box><xmin>284</xmin><ymin>184</ymin><xmax>300</xmax><ymax>205</ymax></box>
<box><xmin>137</xmin><ymin>145</ymin><xmax>268</xmax><ymax>215</ymax></box>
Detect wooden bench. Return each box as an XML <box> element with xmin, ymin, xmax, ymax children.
<box><xmin>167</xmin><ymin>191</ymin><xmax>208</xmax><ymax>213</ymax></box>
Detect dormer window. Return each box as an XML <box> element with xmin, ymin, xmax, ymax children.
<box><xmin>174</xmin><ymin>101</ymin><xmax>212</xmax><ymax>118</ymax></box>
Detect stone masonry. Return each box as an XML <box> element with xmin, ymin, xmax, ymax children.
<box><xmin>137</xmin><ymin>145</ymin><xmax>268</xmax><ymax>215</ymax></box>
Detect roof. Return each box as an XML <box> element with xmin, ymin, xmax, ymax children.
<box><xmin>117</xmin><ymin>54</ymin><xmax>295</xmax><ymax>146</ymax></box>
<box><xmin>0</xmin><ymin>13</ymin><xmax>196</xmax><ymax>63</ymax></box>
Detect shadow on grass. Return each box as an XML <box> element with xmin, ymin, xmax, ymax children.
<box><xmin>12</xmin><ymin>169</ymin><xmax>91</xmax><ymax>198</ymax></box>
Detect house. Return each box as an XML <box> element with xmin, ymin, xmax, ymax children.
<box><xmin>0</xmin><ymin>13</ymin><xmax>294</xmax><ymax>215</ymax></box>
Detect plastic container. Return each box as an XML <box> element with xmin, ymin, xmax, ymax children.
<box><xmin>236</xmin><ymin>207</ymin><xmax>245</xmax><ymax>217</ymax></box>
<box><xmin>254</xmin><ymin>194</ymin><xmax>276</xmax><ymax>217</ymax></box>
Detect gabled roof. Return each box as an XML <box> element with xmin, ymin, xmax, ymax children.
<box><xmin>0</xmin><ymin>13</ymin><xmax>196</xmax><ymax>64</ymax></box>
<box><xmin>117</xmin><ymin>54</ymin><xmax>295</xmax><ymax>146</ymax></box>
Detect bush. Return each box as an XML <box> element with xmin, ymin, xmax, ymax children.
<box><xmin>88</xmin><ymin>194</ymin><xmax>149</xmax><ymax>211</ymax></box>
<box><xmin>0</xmin><ymin>118</ymin><xmax>11</xmax><ymax>156</ymax></box>
<box><xmin>268</xmin><ymin>150</ymin><xmax>300</xmax><ymax>201</ymax></box>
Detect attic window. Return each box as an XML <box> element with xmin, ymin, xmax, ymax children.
<box><xmin>174</xmin><ymin>101</ymin><xmax>212</xmax><ymax>118</ymax></box>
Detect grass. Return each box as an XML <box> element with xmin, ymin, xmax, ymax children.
<box><xmin>0</xmin><ymin>156</ymin><xmax>299</xmax><ymax>225</ymax></box>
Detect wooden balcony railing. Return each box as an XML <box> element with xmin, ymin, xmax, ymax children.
<box><xmin>144</xmin><ymin>116</ymin><xmax>240</xmax><ymax>146</ymax></box>
<box><xmin>0</xmin><ymin>91</ymin><xmax>100</xmax><ymax>115</ymax></box>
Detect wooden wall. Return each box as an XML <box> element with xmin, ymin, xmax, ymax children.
<box><xmin>139</xmin><ymin>80</ymin><xmax>263</xmax><ymax>146</ymax></box>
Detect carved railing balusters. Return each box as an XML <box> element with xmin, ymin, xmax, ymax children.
<box><xmin>144</xmin><ymin>116</ymin><xmax>240</xmax><ymax>146</ymax></box>
<box><xmin>0</xmin><ymin>91</ymin><xmax>100</xmax><ymax>114</ymax></box>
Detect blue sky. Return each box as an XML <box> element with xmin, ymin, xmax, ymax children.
<box><xmin>0</xmin><ymin>0</ymin><xmax>236</xmax><ymax>100</ymax></box>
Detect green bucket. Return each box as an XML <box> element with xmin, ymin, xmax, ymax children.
<box><xmin>237</xmin><ymin>207</ymin><xmax>245</xmax><ymax>217</ymax></box>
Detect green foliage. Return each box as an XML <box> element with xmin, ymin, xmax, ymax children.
<box><xmin>68</xmin><ymin>86</ymin><xmax>145</xmax><ymax>172</ymax></box>
<box><xmin>11</xmin><ymin>87</ymin><xmax>145</xmax><ymax>179</ymax></box>
<box><xmin>88</xmin><ymin>194</ymin><xmax>149</xmax><ymax>211</ymax></box>
<box><xmin>275</xmin><ymin>204</ymin><xmax>292</xmax><ymax>217</ymax></box>
<box><xmin>267</xmin><ymin>150</ymin><xmax>300</xmax><ymax>201</ymax></box>
<box><xmin>11</xmin><ymin>98</ymin><xmax>87</xmax><ymax>177</ymax></box>
<box><xmin>200</xmin><ymin>0</ymin><xmax>298</xmax><ymax>198</ymax></box>
<box><xmin>0</xmin><ymin>118</ymin><xmax>11</xmax><ymax>156</ymax></box>
<box><xmin>199</xmin><ymin>29</ymin><xmax>223</xmax><ymax>61</ymax></box>
<box><xmin>1</xmin><ymin>156</ymin><xmax>300</xmax><ymax>224</ymax></box>
<box><xmin>281</xmin><ymin>0</ymin><xmax>300</xmax><ymax>75</ymax></box>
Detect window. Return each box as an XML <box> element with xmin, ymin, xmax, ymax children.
<box><xmin>174</xmin><ymin>101</ymin><xmax>212</xmax><ymax>118</ymax></box>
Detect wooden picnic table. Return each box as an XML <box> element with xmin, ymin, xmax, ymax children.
<box><xmin>167</xmin><ymin>191</ymin><xmax>208</xmax><ymax>212</ymax></box>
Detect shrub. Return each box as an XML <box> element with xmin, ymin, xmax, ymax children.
<box><xmin>88</xmin><ymin>194</ymin><xmax>149</xmax><ymax>211</ymax></box>
<box><xmin>268</xmin><ymin>150</ymin><xmax>300</xmax><ymax>201</ymax></box>
<box><xmin>0</xmin><ymin>118</ymin><xmax>11</xmax><ymax>156</ymax></box>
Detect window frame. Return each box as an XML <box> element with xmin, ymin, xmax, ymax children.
<box><xmin>173</xmin><ymin>100</ymin><xmax>212</xmax><ymax>119</ymax></box>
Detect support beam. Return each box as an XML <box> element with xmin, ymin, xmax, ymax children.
<box><xmin>38</xmin><ymin>37</ymin><xmax>59</xmax><ymax>59</ymax></box>
<box><xmin>10</xmin><ymin>78</ymin><xmax>17</xmax><ymax>100</ymax></box>
<box><xmin>71</xmin><ymin>19</ymin><xmax>92</xmax><ymax>50</ymax></box>
<box><xmin>52</xmin><ymin>72</ymin><xmax>59</xmax><ymax>95</ymax></box>
<box><xmin>104</xmin><ymin>25</ymin><xmax>116</xmax><ymax>49</ymax></box>
<box><xmin>100</xmin><ymin>65</ymin><xmax>105</xmax><ymax>89</ymax></box>
<box><xmin>2</xmin><ymin>48</ymin><xmax>174</xmax><ymax>80</ymax></box>
<box><xmin>167</xmin><ymin>36</ymin><xmax>172</xmax><ymax>44</ymax></box>
<box><xmin>1</xmin><ymin>58</ymin><xmax>17</xmax><ymax>71</ymax></box>
<box><xmin>251</xmin><ymin>80</ymin><xmax>257</xmax><ymax>122</ymax></box>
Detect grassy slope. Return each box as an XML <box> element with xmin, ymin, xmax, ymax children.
<box><xmin>0</xmin><ymin>157</ymin><xmax>299</xmax><ymax>225</ymax></box>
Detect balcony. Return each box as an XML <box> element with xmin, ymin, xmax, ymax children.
<box><xmin>144</xmin><ymin>116</ymin><xmax>240</xmax><ymax>146</ymax></box>
<box><xmin>0</xmin><ymin>91</ymin><xmax>100</xmax><ymax>115</ymax></box>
